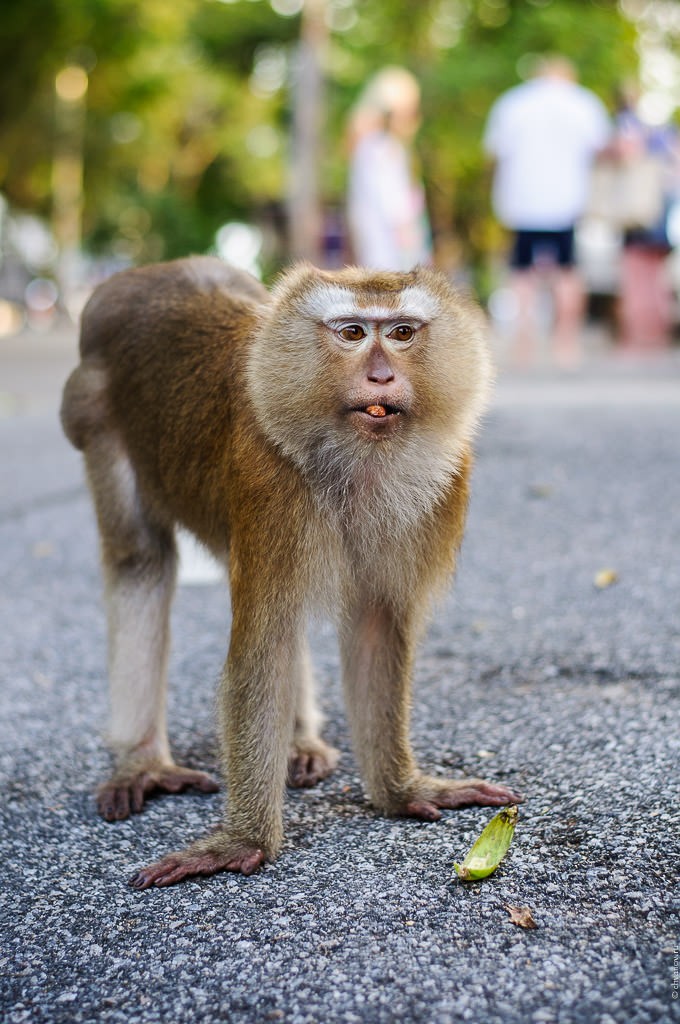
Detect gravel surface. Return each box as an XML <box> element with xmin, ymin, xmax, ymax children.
<box><xmin>1</xmin><ymin>326</ymin><xmax>679</xmax><ymax>1023</ymax></box>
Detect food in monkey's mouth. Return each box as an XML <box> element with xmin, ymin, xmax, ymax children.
<box><xmin>348</xmin><ymin>402</ymin><xmax>403</xmax><ymax>421</ymax></box>
<box><xmin>360</xmin><ymin>403</ymin><xmax>403</xmax><ymax>418</ymax></box>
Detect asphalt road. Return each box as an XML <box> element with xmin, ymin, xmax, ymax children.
<box><xmin>1</xmin><ymin>321</ymin><xmax>679</xmax><ymax>1024</ymax></box>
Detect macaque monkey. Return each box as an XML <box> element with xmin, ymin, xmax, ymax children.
<box><xmin>61</xmin><ymin>256</ymin><xmax>521</xmax><ymax>888</ymax></box>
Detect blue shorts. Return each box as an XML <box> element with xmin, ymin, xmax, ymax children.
<box><xmin>510</xmin><ymin>228</ymin><xmax>576</xmax><ymax>270</ymax></box>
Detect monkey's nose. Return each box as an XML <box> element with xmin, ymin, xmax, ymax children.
<box><xmin>366</xmin><ymin>346</ymin><xmax>395</xmax><ymax>384</ymax></box>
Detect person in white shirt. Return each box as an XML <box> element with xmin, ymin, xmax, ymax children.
<box><xmin>346</xmin><ymin>67</ymin><xmax>432</xmax><ymax>272</ymax></box>
<box><xmin>484</xmin><ymin>56</ymin><xmax>611</xmax><ymax>367</ymax></box>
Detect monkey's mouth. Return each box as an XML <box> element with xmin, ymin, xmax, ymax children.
<box><xmin>346</xmin><ymin>402</ymin><xmax>406</xmax><ymax>437</ymax></box>
<box><xmin>352</xmin><ymin>403</ymin><xmax>403</xmax><ymax>420</ymax></box>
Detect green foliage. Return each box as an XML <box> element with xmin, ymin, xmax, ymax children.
<box><xmin>0</xmin><ymin>0</ymin><xmax>641</xmax><ymax>268</ymax></box>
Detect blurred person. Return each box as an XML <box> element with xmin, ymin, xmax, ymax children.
<box><xmin>484</xmin><ymin>55</ymin><xmax>611</xmax><ymax>367</ymax></box>
<box><xmin>346</xmin><ymin>67</ymin><xmax>432</xmax><ymax>271</ymax></box>
<box><xmin>613</xmin><ymin>86</ymin><xmax>680</xmax><ymax>350</ymax></box>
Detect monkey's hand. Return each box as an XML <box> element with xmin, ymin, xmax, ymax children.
<box><xmin>395</xmin><ymin>774</ymin><xmax>524</xmax><ymax>822</ymax></box>
<box><xmin>97</xmin><ymin>764</ymin><xmax>220</xmax><ymax>822</ymax></box>
<box><xmin>128</xmin><ymin>831</ymin><xmax>265</xmax><ymax>889</ymax></box>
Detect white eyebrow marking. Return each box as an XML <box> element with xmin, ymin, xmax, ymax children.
<box><xmin>398</xmin><ymin>285</ymin><xmax>441</xmax><ymax>321</ymax></box>
<box><xmin>299</xmin><ymin>283</ymin><xmax>440</xmax><ymax>324</ymax></box>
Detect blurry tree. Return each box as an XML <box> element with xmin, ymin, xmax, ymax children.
<box><xmin>0</xmin><ymin>0</ymin><xmax>647</xmax><ymax>279</ymax></box>
<box><xmin>0</xmin><ymin>0</ymin><xmax>299</xmax><ymax>266</ymax></box>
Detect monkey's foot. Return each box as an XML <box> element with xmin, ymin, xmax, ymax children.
<box><xmin>287</xmin><ymin>740</ymin><xmax>339</xmax><ymax>788</ymax></box>
<box><xmin>97</xmin><ymin>765</ymin><xmax>220</xmax><ymax>822</ymax></box>
<box><xmin>129</xmin><ymin>836</ymin><xmax>265</xmax><ymax>889</ymax></box>
<box><xmin>396</xmin><ymin>776</ymin><xmax>523</xmax><ymax>822</ymax></box>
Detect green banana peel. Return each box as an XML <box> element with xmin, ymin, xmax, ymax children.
<box><xmin>454</xmin><ymin>805</ymin><xmax>519</xmax><ymax>881</ymax></box>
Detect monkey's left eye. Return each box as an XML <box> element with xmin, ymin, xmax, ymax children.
<box><xmin>337</xmin><ymin>324</ymin><xmax>367</xmax><ymax>343</ymax></box>
<box><xmin>387</xmin><ymin>324</ymin><xmax>416</xmax><ymax>345</ymax></box>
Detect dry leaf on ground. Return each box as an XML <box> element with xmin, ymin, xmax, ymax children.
<box><xmin>505</xmin><ymin>905</ymin><xmax>538</xmax><ymax>929</ymax></box>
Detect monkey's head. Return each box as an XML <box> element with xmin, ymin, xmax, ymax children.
<box><xmin>247</xmin><ymin>264</ymin><xmax>492</xmax><ymax>490</ymax></box>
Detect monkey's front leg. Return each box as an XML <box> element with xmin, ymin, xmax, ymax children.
<box><xmin>129</xmin><ymin>613</ymin><xmax>299</xmax><ymax>888</ymax></box>
<box><xmin>340</xmin><ymin>603</ymin><xmax>523</xmax><ymax>821</ymax></box>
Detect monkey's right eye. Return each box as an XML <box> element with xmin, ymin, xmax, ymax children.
<box><xmin>337</xmin><ymin>324</ymin><xmax>366</xmax><ymax>344</ymax></box>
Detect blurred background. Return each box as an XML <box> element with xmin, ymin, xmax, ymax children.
<box><xmin>0</xmin><ymin>0</ymin><xmax>679</xmax><ymax>345</ymax></box>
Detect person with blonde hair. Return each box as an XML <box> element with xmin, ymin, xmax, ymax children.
<box><xmin>346</xmin><ymin>67</ymin><xmax>432</xmax><ymax>271</ymax></box>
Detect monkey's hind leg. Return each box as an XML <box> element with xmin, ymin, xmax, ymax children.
<box><xmin>287</xmin><ymin>634</ymin><xmax>339</xmax><ymax>788</ymax></box>
<box><xmin>84</xmin><ymin>434</ymin><xmax>219</xmax><ymax>821</ymax></box>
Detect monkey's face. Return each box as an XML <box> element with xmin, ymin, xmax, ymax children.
<box><xmin>321</xmin><ymin>311</ymin><xmax>420</xmax><ymax>440</ymax></box>
<box><xmin>247</xmin><ymin>265</ymin><xmax>492</xmax><ymax>482</ymax></box>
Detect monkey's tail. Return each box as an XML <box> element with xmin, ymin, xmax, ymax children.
<box><xmin>60</xmin><ymin>362</ymin><xmax>110</xmax><ymax>451</ymax></box>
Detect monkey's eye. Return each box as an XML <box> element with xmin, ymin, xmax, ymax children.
<box><xmin>337</xmin><ymin>323</ymin><xmax>367</xmax><ymax>344</ymax></box>
<box><xmin>386</xmin><ymin>323</ymin><xmax>416</xmax><ymax>346</ymax></box>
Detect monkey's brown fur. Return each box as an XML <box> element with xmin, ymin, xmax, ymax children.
<box><xmin>61</xmin><ymin>256</ymin><xmax>521</xmax><ymax>888</ymax></box>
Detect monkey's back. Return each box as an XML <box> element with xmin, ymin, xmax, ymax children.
<box><xmin>61</xmin><ymin>257</ymin><xmax>274</xmax><ymax>540</ymax></box>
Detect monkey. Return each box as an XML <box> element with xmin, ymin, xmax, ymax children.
<box><xmin>60</xmin><ymin>255</ymin><xmax>522</xmax><ymax>888</ymax></box>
